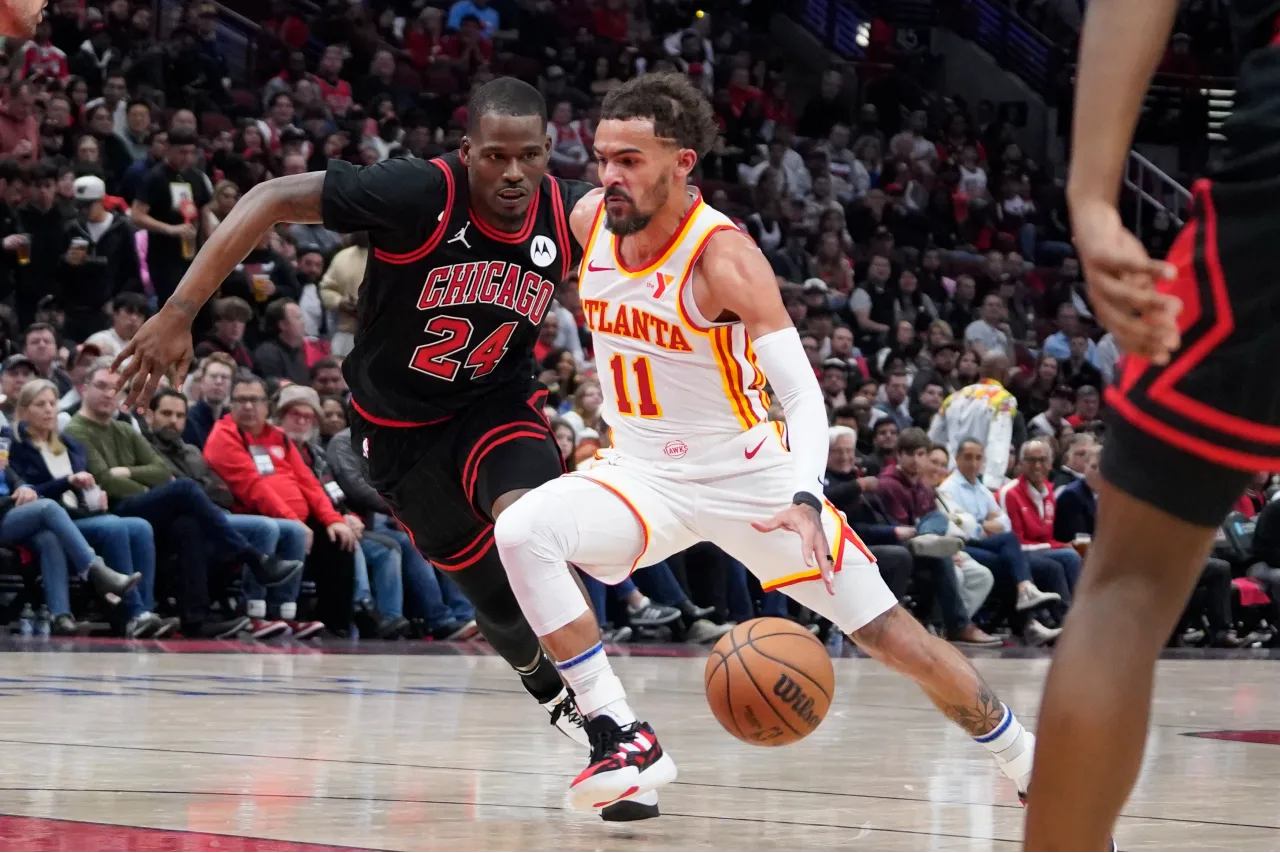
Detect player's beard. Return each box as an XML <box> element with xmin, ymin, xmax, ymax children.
<box><xmin>605</xmin><ymin>175</ymin><xmax>669</xmax><ymax>236</ymax></box>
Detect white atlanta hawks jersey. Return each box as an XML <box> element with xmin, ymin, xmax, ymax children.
<box><xmin>578</xmin><ymin>192</ymin><xmax>773</xmax><ymax>462</ymax></box>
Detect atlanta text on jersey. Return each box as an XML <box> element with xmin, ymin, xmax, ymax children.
<box><xmin>416</xmin><ymin>261</ymin><xmax>555</xmax><ymax>323</ymax></box>
<box><xmin>582</xmin><ymin>298</ymin><xmax>695</xmax><ymax>353</ymax></box>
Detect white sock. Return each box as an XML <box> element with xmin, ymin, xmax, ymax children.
<box><xmin>555</xmin><ymin>642</ymin><xmax>636</xmax><ymax>725</ymax></box>
<box><xmin>246</xmin><ymin>599</ymin><xmax>266</xmax><ymax>619</ymax></box>
<box><xmin>973</xmin><ymin>703</ymin><xmax>1034</xmax><ymax>791</ymax></box>
<box><xmin>279</xmin><ymin>602</ymin><xmax>297</xmax><ymax>620</ymax></box>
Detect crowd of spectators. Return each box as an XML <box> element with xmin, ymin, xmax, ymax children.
<box><xmin>0</xmin><ymin>0</ymin><xmax>1270</xmax><ymax>648</ymax></box>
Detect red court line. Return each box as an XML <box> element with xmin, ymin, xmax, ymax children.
<box><xmin>0</xmin><ymin>814</ymin><xmax>367</xmax><ymax>851</ymax></box>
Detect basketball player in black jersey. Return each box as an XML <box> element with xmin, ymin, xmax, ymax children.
<box><xmin>1024</xmin><ymin>0</ymin><xmax>1280</xmax><ymax>847</ymax></box>
<box><xmin>116</xmin><ymin>78</ymin><xmax>656</xmax><ymax>821</ymax></box>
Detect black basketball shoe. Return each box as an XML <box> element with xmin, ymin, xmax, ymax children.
<box><xmin>568</xmin><ymin>716</ymin><xmax>676</xmax><ymax>812</ymax></box>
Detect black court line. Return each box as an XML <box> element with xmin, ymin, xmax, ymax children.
<box><xmin>0</xmin><ymin>788</ymin><xmax>1021</xmax><ymax>847</ymax></box>
<box><xmin>0</xmin><ymin>811</ymin><xmax>384</xmax><ymax>851</ymax></box>
<box><xmin>0</xmin><ymin>737</ymin><xmax>1275</xmax><ymax>834</ymax></box>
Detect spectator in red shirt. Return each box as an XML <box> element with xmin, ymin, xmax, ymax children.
<box><xmin>998</xmin><ymin>438</ymin><xmax>1082</xmax><ymax>593</ymax></box>
<box><xmin>263</xmin><ymin>0</ymin><xmax>309</xmax><ymax>51</ymax></box>
<box><xmin>1233</xmin><ymin>473</ymin><xmax>1270</xmax><ymax>519</ymax></box>
<box><xmin>315</xmin><ymin>45</ymin><xmax>353</xmax><ymax>116</ymax></box>
<box><xmin>405</xmin><ymin>7</ymin><xmax>448</xmax><ymax>68</ymax></box>
<box><xmin>763</xmin><ymin>77</ymin><xmax>796</xmax><ymax>131</ymax></box>
<box><xmin>1065</xmin><ymin>384</ymin><xmax>1100</xmax><ymax>429</ymax></box>
<box><xmin>19</xmin><ymin>19</ymin><xmax>70</xmax><ymax>82</ymax></box>
<box><xmin>205</xmin><ymin>374</ymin><xmax>360</xmax><ymax>631</ymax></box>
<box><xmin>0</xmin><ymin>79</ymin><xmax>41</xmax><ymax>162</ymax></box>
<box><xmin>592</xmin><ymin>0</ymin><xmax>629</xmax><ymax>41</ymax></box>
<box><xmin>442</xmin><ymin>14</ymin><xmax>493</xmax><ymax>66</ymax></box>
<box><xmin>726</xmin><ymin>66</ymin><xmax>762</xmax><ymax>118</ymax></box>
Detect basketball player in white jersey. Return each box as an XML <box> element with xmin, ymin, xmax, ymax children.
<box><xmin>494</xmin><ymin>72</ymin><xmax>1039</xmax><ymax>812</ymax></box>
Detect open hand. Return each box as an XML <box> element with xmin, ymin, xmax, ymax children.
<box><xmin>753</xmin><ymin>503</ymin><xmax>836</xmax><ymax>594</ymax></box>
<box><xmin>114</xmin><ymin>305</ymin><xmax>196</xmax><ymax>409</ymax></box>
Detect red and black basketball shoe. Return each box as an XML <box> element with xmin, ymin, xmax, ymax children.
<box><xmin>568</xmin><ymin>716</ymin><xmax>676</xmax><ymax>812</ymax></box>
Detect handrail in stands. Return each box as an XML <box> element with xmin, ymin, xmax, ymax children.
<box><xmin>1123</xmin><ymin>150</ymin><xmax>1192</xmax><ymax>240</ymax></box>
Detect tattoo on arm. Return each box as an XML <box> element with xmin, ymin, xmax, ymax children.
<box><xmin>170</xmin><ymin>298</ymin><xmax>199</xmax><ymax>317</ymax></box>
<box><xmin>943</xmin><ymin>681</ymin><xmax>1005</xmax><ymax>737</ymax></box>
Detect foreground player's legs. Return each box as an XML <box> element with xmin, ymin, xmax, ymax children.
<box><xmin>721</xmin><ymin>526</ymin><xmax>1038</xmax><ymax>797</ymax></box>
<box><xmin>494</xmin><ymin>474</ymin><xmax>689</xmax><ymax>810</ymax></box>
<box><xmin>1024</xmin><ymin>478</ymin><xmax>1218</xmax><ymax>850</ymax></box>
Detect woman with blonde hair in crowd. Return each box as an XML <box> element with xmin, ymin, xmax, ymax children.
<box><xmin>5</xmin><ymin>379</ymin><xmax>164</xmax><ymax>636</ymax></box>
<box><xmin>560</xmin><ymin>380</ymin><xmax>605</xmax><ymax>438</ymax></box>
<box><xmin>202</xmin><ymin>180</ymin><xmax>240</xmax><ymax>241</ymax></box>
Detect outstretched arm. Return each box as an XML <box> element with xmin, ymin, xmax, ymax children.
<box><xmin>1068</xmin><ymin>0</ymin><xmax>1181</xmax><ymax>364</ymax></box>
<box><xmin>700</xmin><ymin>229</ymin><xmax>836</xmax><ymax>593</ymax></box>
<box><xmin>115</xmin><ymin>173</ymin><xmax>325</xmax><ymax>406</ymax></box>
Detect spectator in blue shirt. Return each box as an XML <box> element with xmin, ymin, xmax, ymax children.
<box><xmin>1042</xmin><ymin>303</ymin><xmax>1098</xmax><ymax>366</ymax></box>
<box><xmin>447</xmin><ymin>0</ymin><xmax>499</xmax><ymax>34</ymax></box>
<box><xmin>937</xmin><ymin>438</ymin><xmax>1064</xmax><ymax>645</ymax></box>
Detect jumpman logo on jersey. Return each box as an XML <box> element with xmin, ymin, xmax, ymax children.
<box><xmin>448</xmin><ymin>222</ymin><xmax>472</xmax><ymax>249</ymax></box>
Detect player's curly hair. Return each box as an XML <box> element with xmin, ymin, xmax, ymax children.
<box><xmin>600</xmin><ymin>71</ymin><xmax>720</xmax><ymax>158</ymax></box>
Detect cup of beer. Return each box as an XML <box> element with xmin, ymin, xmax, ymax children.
<box><xmin>1072</xmin><ymin>534</ymin><xmax>1091</xmax><ymax>558</ymax></box>
<box><xmin>252</xmin><ymin>273</ymin><xmax>272</xmax><ymax>302</ymax></box>
<box><xmin>15</xmin><ymin>234</ymin><xmax>30</xmax><ymax>266</ymax></box>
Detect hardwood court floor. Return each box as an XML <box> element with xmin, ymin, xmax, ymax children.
<box><xmin>0</xmin><ymin>646</ymin><xmax>1278</xmax><ymax>850</ymax></box>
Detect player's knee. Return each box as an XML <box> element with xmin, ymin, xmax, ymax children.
<box><xmin>493</xmin><ymin>491</ymin><xmax>564</xmax><ymax>562</ymax></box>
<box><xmin>851</xmin><ymin>605</ymin><xmax>932</xmax><ymax>668</ymax></box>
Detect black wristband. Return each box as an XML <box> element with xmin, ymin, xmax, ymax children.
<box><xmin>792</xmin><ymin>491</ymin><xmax>822</xmax><ymax>513</ymax></box>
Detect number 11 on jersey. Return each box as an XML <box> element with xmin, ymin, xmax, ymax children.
<box><xmin>609</xmin><ymin>354</ymin><xmax>661</xmax><ymax>418</ymax></box>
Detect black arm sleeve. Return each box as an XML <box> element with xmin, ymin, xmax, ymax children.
<box><xmin>321</xmin><ymin>158</ymin><xmax>449</xmax><ymax>240</ymax></box>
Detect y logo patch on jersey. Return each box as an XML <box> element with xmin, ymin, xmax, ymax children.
<box><xmin>649</xmin><ymin>272</ymin><xmax>671</xmax><ymax>299</ymax></box>
<box><xmin>530</xmin><ymin>235</ymin><xmax>557</xmax><ymax>268</ymax></box>
<box><xmin>448</xmin><ymin>222</ymin><xmax>472</xmax><ymax>249</ymax></box>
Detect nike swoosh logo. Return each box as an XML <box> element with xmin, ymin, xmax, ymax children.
<box><xmin>587</xmin><ymin>261</ymin><xmax>616</xmax><ymax>272</ymax></box>
<box><xmin>744</xmin><ymin>438</ymin><xmax>768</xmax><ymax>459</ymax></box>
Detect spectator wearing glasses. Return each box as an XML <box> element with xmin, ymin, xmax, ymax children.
<box><xmin>205</xmin><ymin>374</ymin><xmax>360</xmax><ymax>632</ymax></box>
<box><xmin>146</xmin><ymin>387</ymin><xmax>313</xmax><ymax>640</ymax></box>
<box><xmin>998</xmin><ymin>439</ymin><xmax>1084</xmax><ymax>603</ymax></box>
<box><xmin>183</xmin><ymin>352</ymin><xmax>235</xmax><ymax>449</ymax></box>
<box><xmin>937</xmin><ymin>438</ymin><xmax>1063</xmax><ymax>646</ymax></box>
<box><xmin>65</xmin><ymin>360</ymin><xmax>301</xmax><ymax>637</ymax></box>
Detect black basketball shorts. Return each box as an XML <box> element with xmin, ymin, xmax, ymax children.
<box><xmin>348</xmin><ymin>386</ymin><xmax>564</xmax><ymax>571</ymax></box>
<box><xmin>1103</xmin><ymin>177</ymin><xmax>1280</xmax><ymax>526</ymax></box>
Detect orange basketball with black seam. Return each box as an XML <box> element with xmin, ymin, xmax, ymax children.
<box><xmin>704</xmin><ymin>617</ymin><xmax>834</xmax><ymax>746</ymax></box>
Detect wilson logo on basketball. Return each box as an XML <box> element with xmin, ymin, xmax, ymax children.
<box><xmin>772</xmin><ymin>673</ymin><xmax>822</xmax><ymax>729</ymax></box>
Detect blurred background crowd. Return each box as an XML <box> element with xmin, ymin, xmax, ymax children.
<box><xmin>0</xmin><ymin>0</ymin><xmax>1275</xmax><ymax>650</ymax></box>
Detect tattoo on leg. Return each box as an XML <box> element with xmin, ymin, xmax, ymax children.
<box><xmin>943</xmin><ymin>680</ymin><xmax>1005</xmax><ymax>737</ymax></box>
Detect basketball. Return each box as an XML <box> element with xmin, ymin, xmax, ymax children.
<box><xmin>704</xmin><ymin>617</ymin><xmax>835</xmax><ymax>746</ymax></box>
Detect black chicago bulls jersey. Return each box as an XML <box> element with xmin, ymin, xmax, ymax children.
<box><xmin>322</xmin><ymin>153</ymin><xmax>592</xmax><ymax>425</ymax></box>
